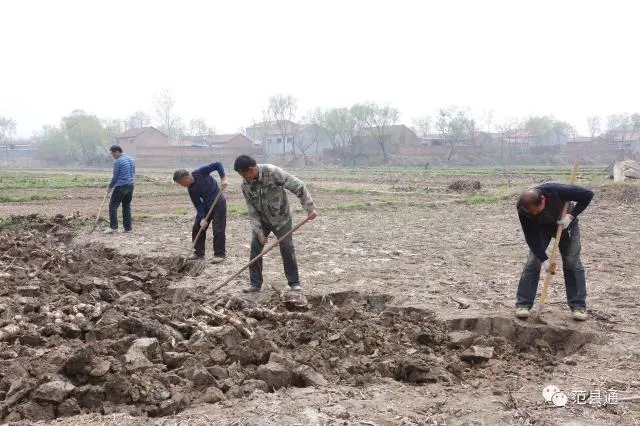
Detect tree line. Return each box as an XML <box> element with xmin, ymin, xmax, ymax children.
<box><xmin>1</xmin><ymin>90</ymin><xmax>639</xmax><ymax>165</ymax></box>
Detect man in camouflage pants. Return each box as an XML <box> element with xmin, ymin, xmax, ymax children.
<box><xmin>233</xmin><ymin>155</ymin><xmax>317</xmax><ymax>294</ymax></box>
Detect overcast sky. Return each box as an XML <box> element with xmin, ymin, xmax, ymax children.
<box><xmin>1</xmin><ymin>0</ymin><xmax>638</xmax><ymax>138</ymax></box>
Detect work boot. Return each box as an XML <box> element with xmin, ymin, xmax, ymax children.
<box><xmin>571</xmin><ymin>308</ymin><xmax>587</xmax><ymax>321</ymax></box>
<box><xmin>211</xmin><ymin>256</ymin><xmax>225</xmax><ymax>264</ymax></box>
<box><xmin>103</xmin><ymin>228</ymin><xmax>116</xmax><ymax>234</ymax></box>
<box><xmin>186</xmin><ymin>254</ymin><xmax>204</xmax><ymax>261</ymax></box>
<box><xmin>242</xmin><ymin>286</ymin><xmax>261</xmax><ymax>293</ymax></box>
<box><xmin>515</xmin><ymin>306</ymin><xmax>530</xmax><ymax>319</ymax></box>
<box><xmin>282</xmin><ymin>285</ymin><xmax>307</xmax><ymax>308</ymax></box>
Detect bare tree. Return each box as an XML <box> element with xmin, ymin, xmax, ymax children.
<box><xmin>128</xmin><ymin>111</ymin><xmax>151</xmax><ymax>129</ymax></box>
<box><xmin>412</xmin><ymin>117</ymin><xmax>432</xmax><ymax>138</ymax></box>
<box><xmin>297</xmin><ymin>112</ymin><xmax>326</xmax><ymax>165</ymax></box>
<box><xmin>435</xmin><ymin>106</ymin><xmax>476</xmax><ymax>162</ymax></box>
<box><xmin>0</xmin><ymin>117</ymin><xmax>17</xmax><ymax>145</ymax></box>
<box><xmin>481</xmin><ymin>109</ymin><xmax>494</xmax><ymax>133</ymax></box>
<box><xmin>189</xmin><ymin>118</ymin><xmax>214</xmax><ymax>136</ymax></box>
<box><xmin>154</xmin><ymin>89</ymin><xmax>183</xmax><ymax>143</ymax></box>
<box><xmin>187</xmin><ymin>118</ymin><xmax>215</xmax><ymax>145</ymax></box>
<box><xmin>606</xmin><ymin>113</ymin><xmax>639</xmax><ymax>158</ymax></box>
<box><xmin>586</xmin><ymin>115</ymin><xmax>601</xmax><ymax>138</ymax></box>
<box><xmin>344</xmin><ymin>104</ymin><xmax>371</xmax><ymax>166</ymax></box>
<box><xmin>314</xmin><ymin>108</ymin><xmax>344</xmax><ymax>160</ymax></box>
<box><xmin>267</xmin><ymin>94</ymin><xmax>297</xmax><ymax>156</ymax></box>
<box><xmin>248</xmin><ymin>109</ymin><xmax>273</xmax><ymax>155</ymax></box>
<box><xmin>363</xmin><ymin>103</ymin><xmax>400</xmax><ymax>163</ymax></box>
<box><xmin>496</xmin><ymin>118</ymin><xmax>520</xmax><ymax>165</ymax></box>
<box><xmin>103</xmin><ymin>119</ymin><xmax>125</xmax><ymax>138</ymax></box>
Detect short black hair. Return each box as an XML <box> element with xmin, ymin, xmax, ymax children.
<box><xmin>517</xmin><ymin>188</ymin><xmax>543</xmax><ymax>213</ymax></box>
<box><xmin>109</xmin><ymin>145</ymin><xmax>123</xmax><ymax>153</ymax></box>
<box><xmin>173</xmin><ymin>169</ymin><xmax>189</xmax><ymax>182</ymax></box>
<box><xmin>234</xmin><ymin>155</ymin><xmax>257</xmax><ymax>172</ymax></box>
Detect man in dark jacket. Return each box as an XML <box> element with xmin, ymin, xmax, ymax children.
<box><xmin>173</xmin><ymin>163</ymin><xmax>227</xmax><ymax>263</ymax></box>
<box><xmin>515</xmin><ymin>183</ymin><xmax>594</xmax><ymax>321</ymax></box>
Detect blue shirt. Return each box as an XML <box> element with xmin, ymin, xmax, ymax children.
<box><xmin>109</xmin><ymin>155</ymin><xmax>136</xmax><ymax>188</ymax></box>
<box><xmin>188</xmin><ymin>162</ymin><xmax>226</xmax><ymax>218</ymax></box>
<box><xmin>518</xmin><ymin>183</ymin><xmax>594</xmax><ymax>262</ymax></box>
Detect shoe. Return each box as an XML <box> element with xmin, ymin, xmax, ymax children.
<box><xmin>571</xmin><ymin>308</ymin><xmax>587</xmax><ymax>321</ymax></box>
<box><xmin>242</xmin><ymin>286</ymin><xmax>261</xmax><ymax>293</ymax></box>
<box><xmin>211</xmin><ymin>256</ymin><xmax>225</xmax><ymax>264</ymax></box>
<box><xmin>103</xmin><ymin>228</ymin><xmax>116</xmax><ymax>234</ymax></box>
<box><xmin>283</xmin><ymin>286</ymin><xmax>307</xmax><ymax>308</ymax></box>
<box><xmin>123</xmin><ymin>229</ymin><xmax>133</xmax><ymax>234</ymax></box>
<box><xmin>186</xmin><ymin>254</ymin><xmax>204</xmax><ymax>261</ymax></box>
<box><xmin>515</xmin><ymin>306</ymin><xmax>530</xmax><ymax>319</ymax></box>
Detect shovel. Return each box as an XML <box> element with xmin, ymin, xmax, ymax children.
<box><xmin>172</xmin><ymin>188</ymin><xmax>224</xmax><ymax>276</ymax></box>
<box><xmin>532</xmin><ymin>161</ymin><xmax>579</xmax><ymax>323</ymax></box>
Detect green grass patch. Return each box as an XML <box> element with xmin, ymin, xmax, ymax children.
<box><xmin>375</xmin><ymin>197</ymin><xmax>395</xmax><ymax>205</ymax></box>
<box><xmin>0</xmin><ymin>172</ymin><xmax>175</xmax><ymax>190</ymax></box>
<box><xmin>133</xmin><ymin>212</ymin><xmax>153</xmax><ymax>220</ymax></box>
<box><xmin>175</xmin><ymin>207</ymin><xmax>189</xmax><ymax>215</ymax></box>
<box><xmin>227</xmin><ymin>204</ymin><xmax>247</xmax><ymax>216</ymax></box>
<box><xmin>0</xmin><ymin>173</ymin><xmax>105</xmax><ymax>190</ymax></box>
<box><xmin>0</xmin><ymin>194</ymin><xmax>59</xmax><ymax>203</ymax></box>
<box><xmin>0</xmin><ymin>217</ymin><xmax>14</xmax><ymax>230</ymax></box>
<box><xmin>326</xmin><ymin>186</ymin><xmax>368</xmax><ymax>194</ymax></box>
<box><xmin>333</xmin><ymin>200</ymin><xmax>366</xmax><ymax>210</ymax></box>
<box><xmin>461</xmin><ymin>194</ymin><xmax>510</xmax><ymax>205</ymax></box>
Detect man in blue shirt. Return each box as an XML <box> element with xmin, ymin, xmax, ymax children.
<box><xmin>515</xmin><ymin>183</ymin><xmax>594</xmax><ymax>321</ymax></box>
<box><xmin>104</xmin><ymin>145</ymin><xmax>135</xmax><ymax>234</ymax></box>
<box><xmin>173</xmin><ymin>162</ymin><xmax>228</xmax><ymax>263</ymax></box>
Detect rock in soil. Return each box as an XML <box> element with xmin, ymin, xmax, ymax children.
<box><xmin>460</xmin><ymin>345</ymin><xmax>495</xmax><ymax>364</ymax></box>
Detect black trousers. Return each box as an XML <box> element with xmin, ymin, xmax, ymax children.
<box><xmin>192</xmin><ymin>196</ymin><xmax>227</xmax><ymax>257</ymax></box>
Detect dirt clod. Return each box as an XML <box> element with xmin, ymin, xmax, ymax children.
<box><xmin>448</xmin><ymin>180</ymin><xmax>482</xmax><ymax>191</ymax></box>
<box><xmin>460</xmin><ymin>345</ymin><xmax>495</xmax><ymax>364</ymax></box>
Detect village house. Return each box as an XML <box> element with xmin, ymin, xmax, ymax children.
<box><xmin>112</xmin><ymin>126</ymin><xmax>168</xmax><ymax>157</ymax></box>
<box><xmin>211</xmin><ymin>133</ymin><xmax>257</xmax><ymax>151</ymax></box>
<box><xmin>245</xmin><ymin>121</ymin><xmax>332</xmax><ymax>156</ymax></box>
<box><xmin>606</xmin><ymin>125</ymin><xmax>640</xmax><ymax>153</ymax></box>
<box><xmin>353</xmin><ymin>124</ymin><xmax>420</xmax><ymax>156</ymax></box>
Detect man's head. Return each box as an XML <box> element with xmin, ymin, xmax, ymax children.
<box><xmin>109</xmin><ymin>145</ymin><xmax>123</xmax><ymax>159</ymax></box>
<box><xmin>172</xmin><ymin>169</ymin><xmax>194</xmax><ymax>187</ymax></box>
<box><xmin>517</xmin><ymin>188</ymin><xmax>546</xmax><ymax>215</ymax></box>
<box><xmin>234</xmin><ymin>155</ymin><xmax>259</xmax><ymax>180</ymax></box>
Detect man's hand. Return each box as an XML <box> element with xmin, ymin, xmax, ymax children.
<box><xmin>257</xmin><ymin>230</ymin><xmax>267</xmax><ymax>245</ymax></box>
<box><xmin>308</xmin><ymin>210</ymin><xmax>317</xmax><ymax>220</ymax></box>
<box><xmin>220</xmin><ymin>178</ymin><xmax>228</xmax><ymax>190</ymax></box>
<box><xmin>546</xmin><ymin>260</ymin><xmax>557</xmax><ymax>275</ymax></box>
<box><xmin>557</xmin><ymin>213</ymin><xmax>574</xmax><ymax>229</ymax></box>
<box><xmin>200</xmin><ymin>219</ymin><xmax>208</xmax><ymax>229</ymax></box>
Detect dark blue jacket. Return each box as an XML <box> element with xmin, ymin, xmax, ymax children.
<box><xmin>518</xmin><ymin>183</ymin><xmax>594</xmax><ymax>262</ymax></box>
<box><xmin>188</xmin><ymin>163</ymin><xmax>225</xmax><ymax>218</ymax></box>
